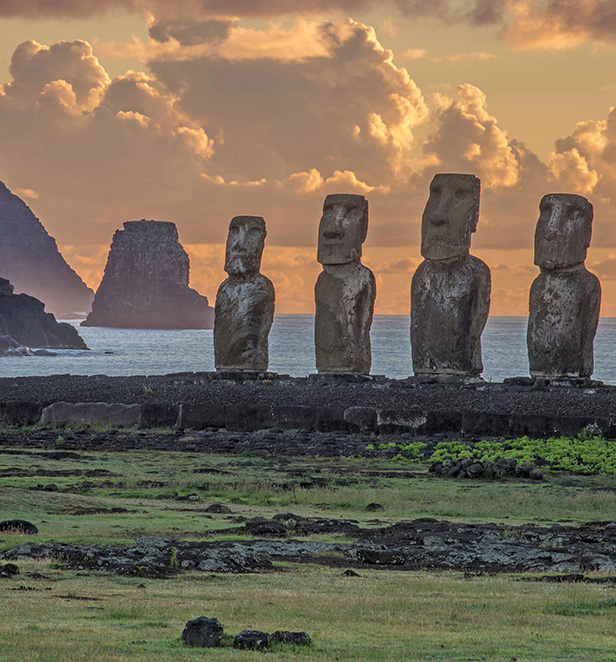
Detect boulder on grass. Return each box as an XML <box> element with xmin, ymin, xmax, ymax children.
<box><xmin>0</xmin><ymin>520</ymin><xmax>38</xmax><ymax>534</ymax></box>
<box><xmin>234</xmin><ymin>629</ymin><xmax>270</xmax><ymax>650</ymax></box>
<box><xmin>181</xmin><ymin>616</ymin><xmax>224</xmax><ymax>648</ymax></box>
<box><xmin>271</xmin><ymin>630</ymin><xmax>311</xmax><ymax>646</ymax></box>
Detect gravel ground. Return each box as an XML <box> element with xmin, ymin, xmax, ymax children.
<box><xmin>0</xmin><ymin>373</ymin><xmax>614</xmax><ymax>419</ymax></box>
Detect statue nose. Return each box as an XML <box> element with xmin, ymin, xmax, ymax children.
<box><xmin>430</xmin><ymin>214</ymin><xmax>448</xmax><ymax>227</ymax></box>
<box><xmin>544</xmin><ymin>206</ymin><xmax>565</xmax><ymax>238</ymax></box>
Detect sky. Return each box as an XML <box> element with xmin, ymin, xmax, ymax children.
<box><xmin>0</xmin><ymin>0</ymin><xmax>616</xmax><ymax>315</ymax></box>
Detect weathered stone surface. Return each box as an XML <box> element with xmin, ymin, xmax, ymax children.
<box><xmin>0</xmin><ymin>278</ymin><xmax>87</xmax><ymax>349</ymax></box>
<box><xmin>40</xmin><ymin>402</ymin><xmax>140</xmax><ymax>427</ymax></box>
<box><xmin>234</xmin><ymin>630</ymin><xmax>271</xmax><ymax>650</ymax></box>
<box><xmin>0</xmin><ymin>182</ymin><xmax>94</xmax><ymax>318</ymax></box>
<box><xmin>271</xmin><ymin>631</ymin><xmax>311</xmax><ymax>646</ymax></box>
<box><xmin>5</xmin><ymin>520</ymin><xmax>616</xmax><ymax>575</ymax></box>
<box><xmin>0</xmin><ymin>563</ymin><xmax>19</xmax><ymax>577</ymax></box>
<box><xmin>83</xmin><ymin>220</ymin><xmax>213</xmax><ymax>329</ymax></box>
<box><xmin>411</xmin><ymin>174</ymin><xmax>490</xmax><ymax>376</ymax></box>
<box><xmin>215</xmin><ymin>216</ymin><xmax>275</xmax><ymax>371</ymax></box>
<box><xmin>315</xmin><ymin>194</ymin><xmax>375</xmax><ymax>374</ymax></box>
<box><xmin>182</xmin><ymin>616</ymin><xmax>224</xmax><ymax>648</ymax></box>
<box><xmin>528</xmin><ymin>194</ymin><xmax>601</xmax><ymax>378</ymax></box>
<box><xmin>0</xmin><ymin>401</ymin><xmax>42</xmax><ymax>425</ymax></box>
<box><xmin>139</xmin><ymin>402</ymin><xmax>179</xmax><ymax>428</ymax></box>
<box><xmin>0</xmin><ymin>520</ymin><xmax>38</xmax><ymax>534</ymax></box>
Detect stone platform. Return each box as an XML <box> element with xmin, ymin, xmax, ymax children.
<box><xmin>0</xmin><ymin>372</ymin><xmax>614</xmax><ymax>438</ymax></box>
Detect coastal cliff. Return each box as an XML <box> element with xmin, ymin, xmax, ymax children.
<box><xmin>82</xmin><ymin>220</ymin><xmax>214</xmax><ymax>329</ymax></box>
<box><xmin>0</xmin><ymin>182</ymin><xmax>94</xmax><ymax>318</ymax></box>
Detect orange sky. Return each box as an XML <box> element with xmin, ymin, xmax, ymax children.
<box><xmin>1</xmin><ymin>1</ymin><xmax>616</xmax><ymax>315</ymax></box>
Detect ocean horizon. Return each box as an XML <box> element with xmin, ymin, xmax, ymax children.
<box><xmin>1</xmin><ymin>315</ymin><xmax>616</xmax><ymax>385</ymax></box>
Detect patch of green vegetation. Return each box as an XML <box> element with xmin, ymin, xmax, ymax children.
<box><xmin>430</xmin><ymin>434</ymin><xmax>616</xmax><ymax>474</ymax></box>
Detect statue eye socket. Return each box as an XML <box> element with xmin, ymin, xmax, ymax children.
<box><xmin>248</xmin><ymin>228</ymin><xmax>261</xmax><ymax>237</ymax></box>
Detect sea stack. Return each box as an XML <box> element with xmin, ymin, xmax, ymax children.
<box><xmin>0</xmin><ymin>277</ymin><xmax>87</xmax><ymax>349</ymax></box>
<box><xmin>0</xmin><ymin>181</ymin><xmax>94</xmax><ymax>317</ymax></box>
<box><xmin>82</xmin><ymin>220</ymin><xmax>214</xmax><ymax>329</ymax></box>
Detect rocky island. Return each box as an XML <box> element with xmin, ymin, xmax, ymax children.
<box><xmin>0</xmin><ymin>278</ymin><xmax>87</xmax><ymax>351</ymax></box>
<box><xmin>0</xmin><ymin>182</ymin><xmax>94</xmax><ymax>318</ymax></box>
<box><xmin>82</xmin><ymin>220</ymin><xmax>214</xmax><ymax>329</ymax></box>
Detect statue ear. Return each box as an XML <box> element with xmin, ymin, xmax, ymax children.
<box><xmin>582</xmin><ymin>212</ymin><xmax>592</xmax><ymax>249</ymax></box>
<box><xmin>359</xmin><ymin>199</ymin><xmax>369</xmax><ymax>243</ymax></box>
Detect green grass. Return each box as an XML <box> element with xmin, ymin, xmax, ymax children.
<box><xmin>2</xmin><ymin>449</ymin><xmax>616</xmax><ymax>552</ymax></box>
<box><xmin>1</xmin><ymin>561</ymin><xmax>616</xmax><ymax>661</ymax></box>
<box><xmin>2</xmin><ymin>446</ymin><xmax>616</xmax><ymax>660</ymax></box>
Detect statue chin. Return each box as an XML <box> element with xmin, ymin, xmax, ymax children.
<box><xmin>225</xmin><ymin>256</ymin><xmax>259</xmax><ymax>276</ymax></box>
<box><xmin>421</xmin><ymin>243</ymin><xmax>468</xmax><ymax>261</ymax></box>
<box><xmin>317</xmin><ymin>247</ymin><xmax>360</xmax><ymax>266</ymax></box>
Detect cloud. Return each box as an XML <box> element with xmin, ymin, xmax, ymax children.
<box><xmin>5</xmin><ymin>18</ymin><xmax>616</xmax><ymax>318</ymax></box>
<box><xmin>589</xmin><ymin>254</ymin><xmax>616</xmax><ymax>281</ymax></box>
<box><xmin>550</xmin><ymin>109</ymin><xmax>616</xmax><ymax>197</ymax></box>
<box><xmin>2</xmin><ymin>0</ymin><xmax>615</xmax><ymax>51</ymax></box>
<box><xmin>491</xmin><ymin>263</ymin><xmax>535</xmax><ymax>275</ymax></box>
<box><xmin>148</xmin><ymin>18</ymin><xmax>234</xmax><ymax>45</ymax></box>
<box><xmin>502</xmin><ymin>0</ymin><xmax>616</xmax><ymax>50</ymax></box>
<box><xmin>147</xmin><ymin>19</ymin><xmax>427</xmax><ymax>184</ymax></box>
<box><xmin>14</xmin><ymin>187</ymin><xmax>38</xmax><ymax>199</ymax></box>
<box><xmin>422</xmin><ymin>84</ymin><xmax>525</xmax><ymax>189</ymax></box>
<box><xmin>401</xmin><ymin>49</ymin><xmax>497</xmax><ymax>62</ymax></box>
<box><xmin>401</xmin><ymin>48</ymin><xmax>428</xmax><ymax>59</ymax></box>
<box><xmin>3</xmin><ymin>0</ymin><xmax>616</xmax><ymax>51</ymax></box>
<box><xmin>0</xmin><ymin>39</ymin><xmax>216</xmax><ymax>246</ymax></box>
<box><xmin>371</xmin><ymin>257</ymin><xmax>420</xmax><ymax>273</ymax></box>
<box><xmin>5</xmin><ymin>40</ymin><xmax>110</xmax><ymax>111</ymax></box>
<box><xmin>0</xmin><ymin>0</ymin><xmax>376</xmax><ymax>20</ymax></box>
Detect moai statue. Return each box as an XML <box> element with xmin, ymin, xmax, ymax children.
<box><xmin>214</xmin><ymin>216</ymin><xmax>275</xmax><ymax>371</ymax></box>
<box><xmin>527</xmin><ymin>193</ymin><xmax>601</xmax><ymax>379</ymax></box>
<box><xmin>314</xmin><ymin>193</ymin><xmax>376</xmax><ymax>374</ymax></box>
<box><xmin>411</xmin><ymin>173</ymin><xmax>491</xmax><ymax>377</ymax></box>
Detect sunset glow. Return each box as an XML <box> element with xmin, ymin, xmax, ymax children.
<box><xmin>1</xmin><ymin>1</ymin><xmax>615</xmax><ymax>315</ymax></box>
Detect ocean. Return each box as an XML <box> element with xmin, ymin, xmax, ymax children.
<box><xmin>2</xmin><ymin>315</ymin><xmax>616</xmax><ymax>384</ymax></box>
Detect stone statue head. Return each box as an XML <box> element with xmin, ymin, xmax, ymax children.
<box><xmin>421</xmin><ymin>173</ymin><xmax>481</xmax><ymax>261</ymax></box>
<box><xmin>317</xmin><ymin>193</ymin><xmax>369</xmax><ymax>265</ymax></box>
<box><xmin>534</xmin><ymin>193</ymin><xmax>593</xmax><ymax>270</ymax></box>
<box><xmin>224</xmin><ymin>215</ymin><xmax>266</xmax><ymax>277</ymax></box>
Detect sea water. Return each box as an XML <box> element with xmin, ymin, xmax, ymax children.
<box><xmin>2</xmin><ymin>315</ymin><xmax>616</xmax><ymax>384</ymax></box>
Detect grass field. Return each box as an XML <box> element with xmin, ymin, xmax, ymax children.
<box><xmin>1</xmin><ymin>445</ymin><xmax>616</xmax><ymax>661</ymax></box>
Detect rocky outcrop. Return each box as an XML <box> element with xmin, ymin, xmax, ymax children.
<box><xmin>0</xmin><ymin>182</ymin><xmax>94</xmax><ymax>318</ymax></box>
<box><xmin>82</xmin><ymin>220</ymin><xmax>214</xmax><ymax>329</ymax></box>
<box><xmin>0</xmin><ymin>278</ymin><xmax>87</xmax><ymax>349</ymax></box>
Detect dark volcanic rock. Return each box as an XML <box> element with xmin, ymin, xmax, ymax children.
<box><xmin>82</xmin><ymin>220</ymin><xmax>214</xmax><ymax>329</ymax></box>
<box><xmin>234</xmin><ymin>629</ymin><xmax>270</xmax><ymax>650</ymax></box>
<box><xmin>0</xmin><ymin>278</ymin><xmax>87</xmax><ymax>349</ymax></box>
<box><xmin>271</xmin><ymin>631</ymin><xmax>311</xmax><ymax>646</ymax></box>
<box><xmin>0</xmin><ymin>182</ymin><xmax>94</xmax><ymax>317</ymax></box>
<box><xmin>4</xmin><ymin>521</ymin><xmax>616</xmax><ymax>575</ymax></box>
<box><xmin>0</xmin><ymin>563</ymin><xmax>19</xmax><ymax>576</ymax></box>
<box><xmin>182</xmin><ymin>616</ymin><xmax>224</xmax><ymax>648</ymax></box>
<box><xmin>0</xmin><ymin>519</ymin><xmax>38</xmax><ymax>534</ymax></box>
